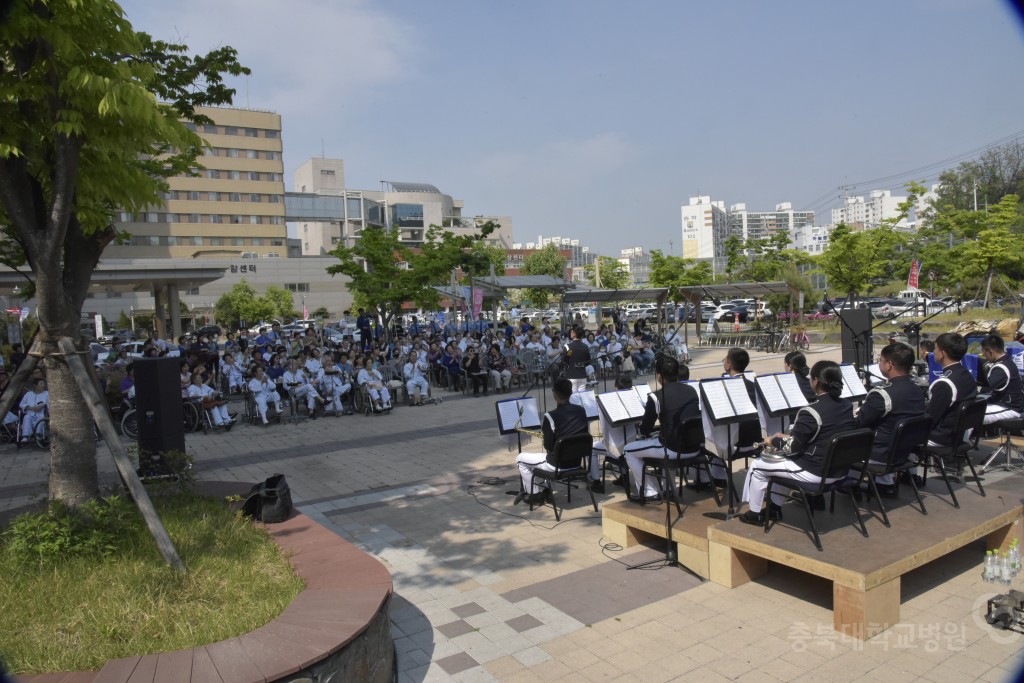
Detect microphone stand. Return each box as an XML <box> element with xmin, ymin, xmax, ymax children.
<box><xmin>827</xmin><ymin>294</ymin><xmax>869</xmax><ymax>378</ymax></box>
<box><xmin>519</xmin><ymin>350</ymin><xmax>564</xmax><ymax>413</ymax></box>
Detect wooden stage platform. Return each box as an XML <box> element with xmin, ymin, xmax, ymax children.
<box><xmin>602</xmin><ymin>476</ymin><xmax>1024</xmax><ymax>638</ymax></box>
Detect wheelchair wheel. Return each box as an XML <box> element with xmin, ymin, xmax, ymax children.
<box><xmin>34</xmin><ymin>419</ymin><xmax>51</xmax><ymax>449</ymax></box>
<box><xmin>351</xmin><ymin>386</ymin><xmax>365</xmax><ymax>414</ymax></box>
<box><xmin>182</xmin><ymin>400</ymin><xmax>201</xmax><ymax>433</ymax></box>
<box><xmin>121</xmin><ymin>409</ymin><xmax>139</xmax><ymax>441</ymax></box>
<box><xmin>0</xmin><ymin>421</ymin><xmax>14</xmax><ymax>444</ymax></box>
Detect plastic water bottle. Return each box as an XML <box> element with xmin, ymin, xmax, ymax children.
<box><xmin>1010</xmin><ymin>541</ymin><xmax>1021</xmax><ymax>578</ymax></box>
<box><xmin>984</xmin><ymin>551</ymin><xmax>995</xmax><ymax>582</ymax></box>
<box><xmin>1001</xmin><ymin>553</ymin><xmax>1013</xmax><ymax>587</ymax></box>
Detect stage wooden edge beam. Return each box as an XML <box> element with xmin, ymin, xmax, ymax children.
<box><xmin>602</xmin><ymin>500</ymin><xmax>714</xmax><ymax>579</ymax></box>
<box><xmin>707</xmin><ymin>510</ymin><xmax>1023</xmax><ymax>640</ymax></box>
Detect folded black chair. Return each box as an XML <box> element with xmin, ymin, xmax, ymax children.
<box><xmin>765</xmin><ymin>428</ymin><xmax>874</xmax><ymax>552</ymax></box>
<box><xmin>640</xmin><ymin>417</ymin><xmax>723</xmax><ymax>514</ymax></box>
<box><xmin>529</xmin><ymin>432</ymin><xmax>598</xmax><ymax>521</ymax></box>
<box><xmin>922</xmin><ymin>397</ymin><xmax>988</xmax><ymax>509</ymax></box>
<box><xmin>852</xmin><ymin>414</ymin><xmax>931</xmax><ymax>526</ymax></box>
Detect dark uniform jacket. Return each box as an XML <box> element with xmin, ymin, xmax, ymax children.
<box><xmin>639</xmin><ymin>382</ymin><xmax>701</xmax><ymax>450</ymax></box>
<box><xmin>854</xmin><ymin>375</ymin><xmax>926</xmax><ymax>463</ymax></box>
<box><xmin>927</xmin><ymin>362</ymin><xmax>978</xmax><ymax>446</ymax></box>
<box><xmin>561</xmin><ymin>339</ymin><xmax>591</xmax><ymax>379</ymax></box>
<box><xmin>986</xmin><ymin>355</ymin><xmax>1024</xmax><ymax>412</ymax></box>
<box><xmin>779</xmin><ymin>393</ymin><xmax>855</xmax><ymax>478</ymax></box>
<box><xmin>542</xmin><ymin>401</ymin><xmax>589</xmax><ymax>466</ymax></box>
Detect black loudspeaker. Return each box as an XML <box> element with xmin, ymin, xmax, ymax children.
<box><xmin>839</xmin><ymin>309</ymin><xmax>873</xmax><ymax>369</ymax></box>
<box><xmin>134</xmin><ymin>357</ymin><xmax>185</xmax><ymax>455</ymax></box>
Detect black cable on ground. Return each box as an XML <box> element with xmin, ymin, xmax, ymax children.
<box><xmin>465</xmin><ymin>477</ymin><xmax>601</xmax><ymax>530</ymax></box>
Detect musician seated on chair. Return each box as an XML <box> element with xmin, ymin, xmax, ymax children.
<box><xmin>979</xmin><ymin>333</ymin><xmax>1024</xmax><ymax>424</ymax></box>
<box><xmin>740</xmin><ymin>361</ymin><xmax>854</xmax><ymax>526</ymax></box>
<box><xmin>702</xmin><ymin>347</ymin><xmax>762</xmax><ymax>485</ymax></box>
<box><xmin>926</xmin><ymin>333</ymin><xmax>977</xmax><ymax>447</ymax></box>
<box><xmin>852</xmin><ymin>342</ymin><xmax>926</xmax><ymax>497</ymax></box>
<box><xmin>514</xmin><ymin>378</ymin><xmax>589</xmax><ymax>506</ymax></box>
<box><xmin>621</xmin><ymin>356</ymin><xmax>700</xmax><ymax>502</ymax></box>
<box><xmin>590</xmin><ymin>373</ymin><xmax>636</xmax><ymax>493</ymax></box>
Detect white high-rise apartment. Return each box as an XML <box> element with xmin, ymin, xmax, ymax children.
<box><xmin>680</xmin><ymin>196</ymin><xmax>728</xmax><ymax>273</ymax></box>
<box><xmin>728</xmin><ymin>202</ymin><xmax>815</xmax><ymax>244</ymax></box>
<box><xmin>831</xmin><ymin>189</ymin><xmax>910</xmax><ymax>231</ymax></box>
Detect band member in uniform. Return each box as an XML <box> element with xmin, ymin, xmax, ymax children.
<box><xmin>927</xmin><ymin>333</ymin><xmax>977</xmax><ymax>446</ymax></box>
<box><xmin>853</xmin><ymin>343</ymin><xmax>926</xmax><ymax>495</ymax></box>
<box><xmin>703</xmin><ymin>347</ymin><xmax>762</xmax><ymax>484</ymax></box>
<box><xmin>561</xmin><ymin>326</ymin><xmax>591</xmax><ymax>393</ymax></box>
<box><xmin>514</xmin><ymin>378</ymin><xmax>590</xmax><ymax>505</ymax></box>
<box><xmin>621</xmin><ymin>356</ymin><xmax>701</xmax><ymax>501</ymax></box>
<box><xmin>784</xmin><ymin>351</ymin><xmax>815</xmax><ymax>401</ymax></box>
<box><xmin>589</xmin><ymin>374</ymin><xmax>636</xmax><ymax>492</ymax></box>
<box><xmin>248</xmin><ymin>364</ymin><xmax>283</xmax><ymax>425</ymax></box>
<box><xmin>740</xmin><ymin>360</ymin><xmax>854</xmax><ymax>525</ymax></box>
<box><xmin>979</xmin><ymin>334</ymin><xmax>1024</xmax><ymax>423</ymax></box>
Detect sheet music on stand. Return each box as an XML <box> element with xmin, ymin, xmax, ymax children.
<box><xmin>839</xmin><ymin>363</ymin><xmax>868</xmax><ymax>400</ymax></box>
<box><xmin>569</xmin><ymin>389</ymin><xmax>600</xmax><ymax>420</ymax></box>
<box><xmin>597</xmin><ymin>390</ymin><xmax>647</xmax><ymax>426</ymax></box>
<box><xmin>633</xmin><ymin>383</ymin><xmax>652</xmax><ymax>406</ymax></box>
<box><xmin>866</xmin><ymin>363</ymin><xmax>886</xmax><ymax>386</ymax></box>
<box><xmin>495</xmin><ymin>397</ymin><xmax>542</xmax><ymax>435</ymax></box>
<box><xmin>699</xmin><ymin>377</ymin><xmax>759</xmax><ymax>426</ymax></box>
<box><xmin>754</xmin><ymin>373</ymin><xmax>809</xmax><ymax>417</ymax></box>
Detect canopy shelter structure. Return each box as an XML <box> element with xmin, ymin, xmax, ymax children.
<box><xmin>430</xmin><ymin>273</ymin><xmax>576</xmax><ymax>330</ymax></box>
<box><xmin>0</xmin><ymin>263</ymin><xmax>227</xmax><ymax>341</ymax></box>
<box><xmin>561</xmin><ymin>286</ymin><xmax>672</xmax><ymax>334</ymax></box>
<box><xmin>675</xmin><ymin>281</ymin><xmax>801</xmax><ymax>342</ymax></box>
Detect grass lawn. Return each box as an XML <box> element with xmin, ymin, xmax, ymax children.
<box><xmin>0</xmin><ymin>492</ymin><xmax>305</xmax><ymax>675</ymax></box>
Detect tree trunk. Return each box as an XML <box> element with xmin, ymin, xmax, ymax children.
<box><xmin>45</xmin><ymin>349</ymin><xmax>99</xmax><ymax>506</ymax></box>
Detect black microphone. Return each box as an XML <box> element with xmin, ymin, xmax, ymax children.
<box><xmin>700</xmin><ymin>286</ymin><xmax>721</xmax><ymax>307</ymax></box>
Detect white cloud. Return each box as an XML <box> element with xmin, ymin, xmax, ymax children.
<box><xmin>123</xmin><ymin>0</ymin><xmax>417</xmax><ymax>114</ymax></box>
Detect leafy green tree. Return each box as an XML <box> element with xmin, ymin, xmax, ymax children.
<box><xmin>312</xmin><ymin>306</ymin><xmax>331</xmax><ymax>319</ymax></box>
<box><xmin>816</xmin><ymin>223</ymin><xmax>906</xmax><ymax>299</ymax></box>
<box><xmin>647</xmin><ymin>250</ymin><xmax>712</xmax><ymax>301</ymax></box>
<box><xmin>583</xmin><ymin>256</ymin><xmax>631</xmax><ymax>289</ymax></box>
<box><xmin>934</xmin><ymin>140</ymin><xmax>1024</xmax><ymax>211</ymax></box>
<box><xmin>723</xmin><ymin>236</ymin><xmax>745</xmax><ymax>280</ymax></box>
<box><xmin>264</xmin><ymin>285</ymin><xmax>294</xmax><ymax>321</ymax></box>
<box><xmin>519</xmin><ymin>243</ymin><xmax>567</xmax><ymax>308</ymax></box>
<box><xmin>0</xmin><ymin>0</ymin><xmax>248</xmax><ymax>505</ymax></box>
<box><xmin>116</xmin><ymin>311</ymin><xmax>132</xmax><ymax>330</ymax></box>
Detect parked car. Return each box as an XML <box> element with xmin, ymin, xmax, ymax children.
<box><xmin>718</xmin><ymin>305</ymin><xmax>750</xmax><ymax>323</ymax></box>
<box><xmin>867</xmin><ymin>300</ymin><xmax>897</xmax><ymax>319</ymax></box>
<box><xmin>687</xmin><ymin>305</ymin><xmax>718</xmax><ymax>323</ymax></box>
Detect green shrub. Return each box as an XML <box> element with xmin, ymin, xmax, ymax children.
<box><xmin>2</xmin><ymin>497</ymin><xmax>138</xmax><ymax>564</ymax></box>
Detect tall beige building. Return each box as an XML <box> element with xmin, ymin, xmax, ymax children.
<box><xmin>106</xmin><ymin>106</ymin><xmax>287</xmax><ymax>259</ymax></box>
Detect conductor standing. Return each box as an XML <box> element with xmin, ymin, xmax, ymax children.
<box><xmin>562</xmin><ymin>326</ymin><xmax>591</xmax><ymax>393</ymax></box>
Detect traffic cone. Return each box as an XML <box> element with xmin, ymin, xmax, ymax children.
<box><xmin>733</xmin><ymin>312</ymin><xmax>740</xmax><ymax>333</ymax></box>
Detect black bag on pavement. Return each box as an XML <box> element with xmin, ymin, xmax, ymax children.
<box><xmin>241</xmin><ymin>474</ymin><xmax>293</xmax><ymax>523</ymax></box>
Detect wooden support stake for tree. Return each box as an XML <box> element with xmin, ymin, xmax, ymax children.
<box><xmin>57</xmin><ymin>337</ymin><xmax>185</xmax><ymax>572</ymax></box>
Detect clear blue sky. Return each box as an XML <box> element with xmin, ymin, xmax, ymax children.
<box><xmin>120</xmin><ymin>0</ymin><xmax>1024</xmax><ymax>256</ymax></box>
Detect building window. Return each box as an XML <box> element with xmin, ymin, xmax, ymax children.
<box><xmin>118</xmin><ymin>211</ymin><xmax>132</xmax><ymax>222</ymax></box>
<box><xmin>204</xmin><ymin>147</ymin><xmax>216</xmax><ymax>157</ymax></box>
<box><xmin>191</xmin><ymin>237</ymin><xmax>203</xmax><ymax>246</ymax></box>
<box><xmin>208</xmin><ymin>191</ymin><xmax>219</xmax><ymax>201</ymax></box>
<box><xmin>251</xmin><ymin>238</ymin><xmax>263</xmax><ymax>246</ymax></box>
<box><xmin>225</xmin><ymin>126</ymin><xmax>238</xmax><ymax>136</ymax></box>
<box><xmin>206</xmin><ymin>169</ymin><xmax>221</xmax><ymax>179</ymax></box>
<box><xmin>188</xmin><ymin>191</ymin><xmax>200</xmax><ymax>201</ymax></box>
<box><xmin>245</xmin><ymin>128</ymin><xmax>257</xmax><ymax>137</ymax></box>
<box><xmin>229</xmin><ymin>192</ymin><xmax>241</xmax><ymax>202</ymax></box>
<box><xmin>147</xmin><ymin>236</ymin><xmax>159</xmax><ymax>246</ymax></box>
<box><xmin>227</xmin><ymin>148</ymin><xmax>239</xmax><ymax>158</ymax></box>
<box><xmin>250</xmin><ymin>215</ymin><xmax>259</xmax><ymax>224</ymax></box>
<box><xmin>285</xmin><ymin>283</ymin><xmax>310</xmax><ymax>292</ymax></box>
<box><xmin>249</xmin><ymin>193</ymin><xmax>260</xmax><ymax>203</ymax></box>
<box><xmin>202</xmin><ymin>124</ymin><xmax>220</xmax><ymax>135</ymax></box>
<box><xmin>269</xmin><ymin>194</ymin><xmax>280</xmax><ymax>203</ymax></box>
<box><xmin>320</xmin><ymin>169</ymin><xmax>334</xmax><ymax>176</ymax></box>
<box><xmin>190</xmin><ymin>214</ymin><xmax>201</xmax><ymax>224</ymax></box>
<box><xmin>229</xmin><ymin>170</ymin><xmax>241</xmax><ymax>180</ymax></box>
<box><xmin>246</xmin><ymin>150</ymin><xmax>258</xmax><ymax>159</ymax></box>
<box><xmin>210</xmin><ymin>214</ymin><xmax>223</xmax><ymax>224</ymax></box>
<box><xmin>232</xmin><ymin>238</ymin><xmax>244</xmax><ymax>246</ymax></box>
<box><xmin>232</xmin><ymin>215</ymin><xmax>244</xmax><ymax>224</ymax></box>
<box><xmin>210</xmin><ymin>237</ymin><xmax>223</xmax><ymax>246</ymax></box>
<box><xmin>249</xmin><ymin>171</ymin><xmax>260</xmax><ymax>181</ymax></box>
<box><xmin>265</xmin><ymin>130</ymin><xmax>279</xmax><ymax>139</ymax></box>
<box><xmin>166</xmin><ymin>236</ymin><xmax>178</xmax><ymax>246</ymax></box>
<box><xmin>186</xmin><ymin>287</ymin><xmax>200</xmax><ymax>296</ymax></box>
<box><xmin>271</xmin><ymin>239</ymin><xmax>283</xmax><ymax>246</ymax></box>
<box><xmin>265</xmin><ymin>151</ymin><xmax>278</xmax><ymax>160</ymax></box>
<box><xmin>270</xmin><ymin>173</ymin><xmax>281</xmax><ymax>182</ymax></box>
<box><xmin>271</xmin><ymin>216</ymin><xmax>283</xmax><ymax>225</ymax></box>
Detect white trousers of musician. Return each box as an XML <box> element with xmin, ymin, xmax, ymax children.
<box><xmin>983</xmin><ymin>403</ymin><xmax>1022</xmax><ymax>425</ymax></box>
<box><xmin>489</xmin><ymin>369</ymin><xmax>511</xmax><ymax>390</ymax></box>
<box><xmin>206</xmin><ymin>403</ymin><xmax>231</xmax><ymax>426</ymax></box>
<box><xmin>253</xmin><ymin>391</ymin><xmax>282</xmax><ymax>424</ymax></box>
<box><xmin>366</xmin><ymin>384</ymin><xmax>391</xmax><ymax>406</ymax></box>
<box><xmin>623</xmin><ymin>437</ymin><xmax>696</xmax><ymax>498</ymax></box>
<box><xmin>406</xmin><ymin>376</ymin><xmax>429</xmax><ymax>400</ymax></box>
<box><xmin>517</xmin><ymin>451</ymin><xmax>555</xmax><ymax>494</ymax></box>
<box><xmin>701</xmin><ymin>422</ymin><xmax>761</xmax><ymax>483</ymax></box>
<box><xmin>290</xmin><ymin>384</ymin><xmax>322</xmax><ymax>411</ymax></box>
<box><xmin>324</xmin><ymin>381</ymin><xmax>351</xmax><ymax>412</ymax></box>
<box><xmin>742</xmin><ymin>459</ymin><xmax>837</xmax><ymax>512</ymax></box>
<box><xmin>591</xmin><ymin>430</ymin><xmax>630</xmax><ymax>480</ymax></box>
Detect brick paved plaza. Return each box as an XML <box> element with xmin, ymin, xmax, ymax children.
<box><xmin>2</xmin><ymin>344</ymin><xmax>1023</xmax><ymax>682</ymax></box>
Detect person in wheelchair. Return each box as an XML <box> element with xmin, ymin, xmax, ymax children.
<box><xmin>319</xmin><ymin>353</ymin><xmax>353</xmax><ymax>414</ymax></box>
<box><xmin>404</xmin><ymin>350</ymin><xmax>431</xmax><ymax>405</ymax></box>
<box><xmin>357</xmin><ymin>357</ymin><xmax>391</xmax><ymax>412</ymax></box>
<box><xmin>19</xmin><ymin>378</ymin><xmax>48</xmax><ymax>443</ymax></box>
<box><xmin>283</xmin><ymin>358</ymin><xmax>325</xmax><ymax>419</ymax></box>
<box><xmin>188</xmin><ymin>372</ymin><xmax>233</xmax><ymax>429</ymax></box>
<box><xmin>221</xmin><ymin>353</ymin><xmax>246</xmax><ymax>393</ymax></box>
<box><xmin>248</xmin><ymin>364</ymin><xmax>283</xmax><ymax>425</ymax></box>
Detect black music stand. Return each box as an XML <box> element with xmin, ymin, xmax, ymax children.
<box><xmin>596</xmin><ymin>389</ymin><xmax>648</xmax><ymax>501</ymax></box>
<box><xmin>700</xmin><ymin>377</ymin><xmax>760</xmax><ymax>519</ymax></box>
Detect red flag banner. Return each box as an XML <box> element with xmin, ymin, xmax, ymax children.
<box><xmin>908</xmin><ymin>259</ymin><xmax>919</xmax><ymax>289</ymax></box>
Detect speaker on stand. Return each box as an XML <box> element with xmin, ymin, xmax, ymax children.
<box><xmin>839</xmin><ymin>308</ymin><xmax>873</xmax><ymax>370</ymax></box>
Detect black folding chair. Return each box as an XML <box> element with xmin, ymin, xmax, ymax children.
<box><xmin>529</xmin><ymin>433</ymin><xmax>598</xmax><ymax>521</ymax></box>
<box><xmin>765</xmin><ymin>428</ymin><xmax>874</xmax><ymax>552</ymax></box>
<box><xmin>852</xmin><ymin>414</ymin><xmax>931</xmax><ymax>527</ymax></box>
<box><xmin>922</xmin><ymin>397</ymin><xmax>988</xmax><ymax>509</ymax></box>
<box><xmin>640</xmin><ymin>417</ymin><xmax>723</xmax><ymax>514</ymax></box>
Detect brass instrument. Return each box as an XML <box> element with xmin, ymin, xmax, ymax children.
<box><xmin>516</xmin><ymin>427</ymin><xmax>544</xmax><ymax>439</ymax></box>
